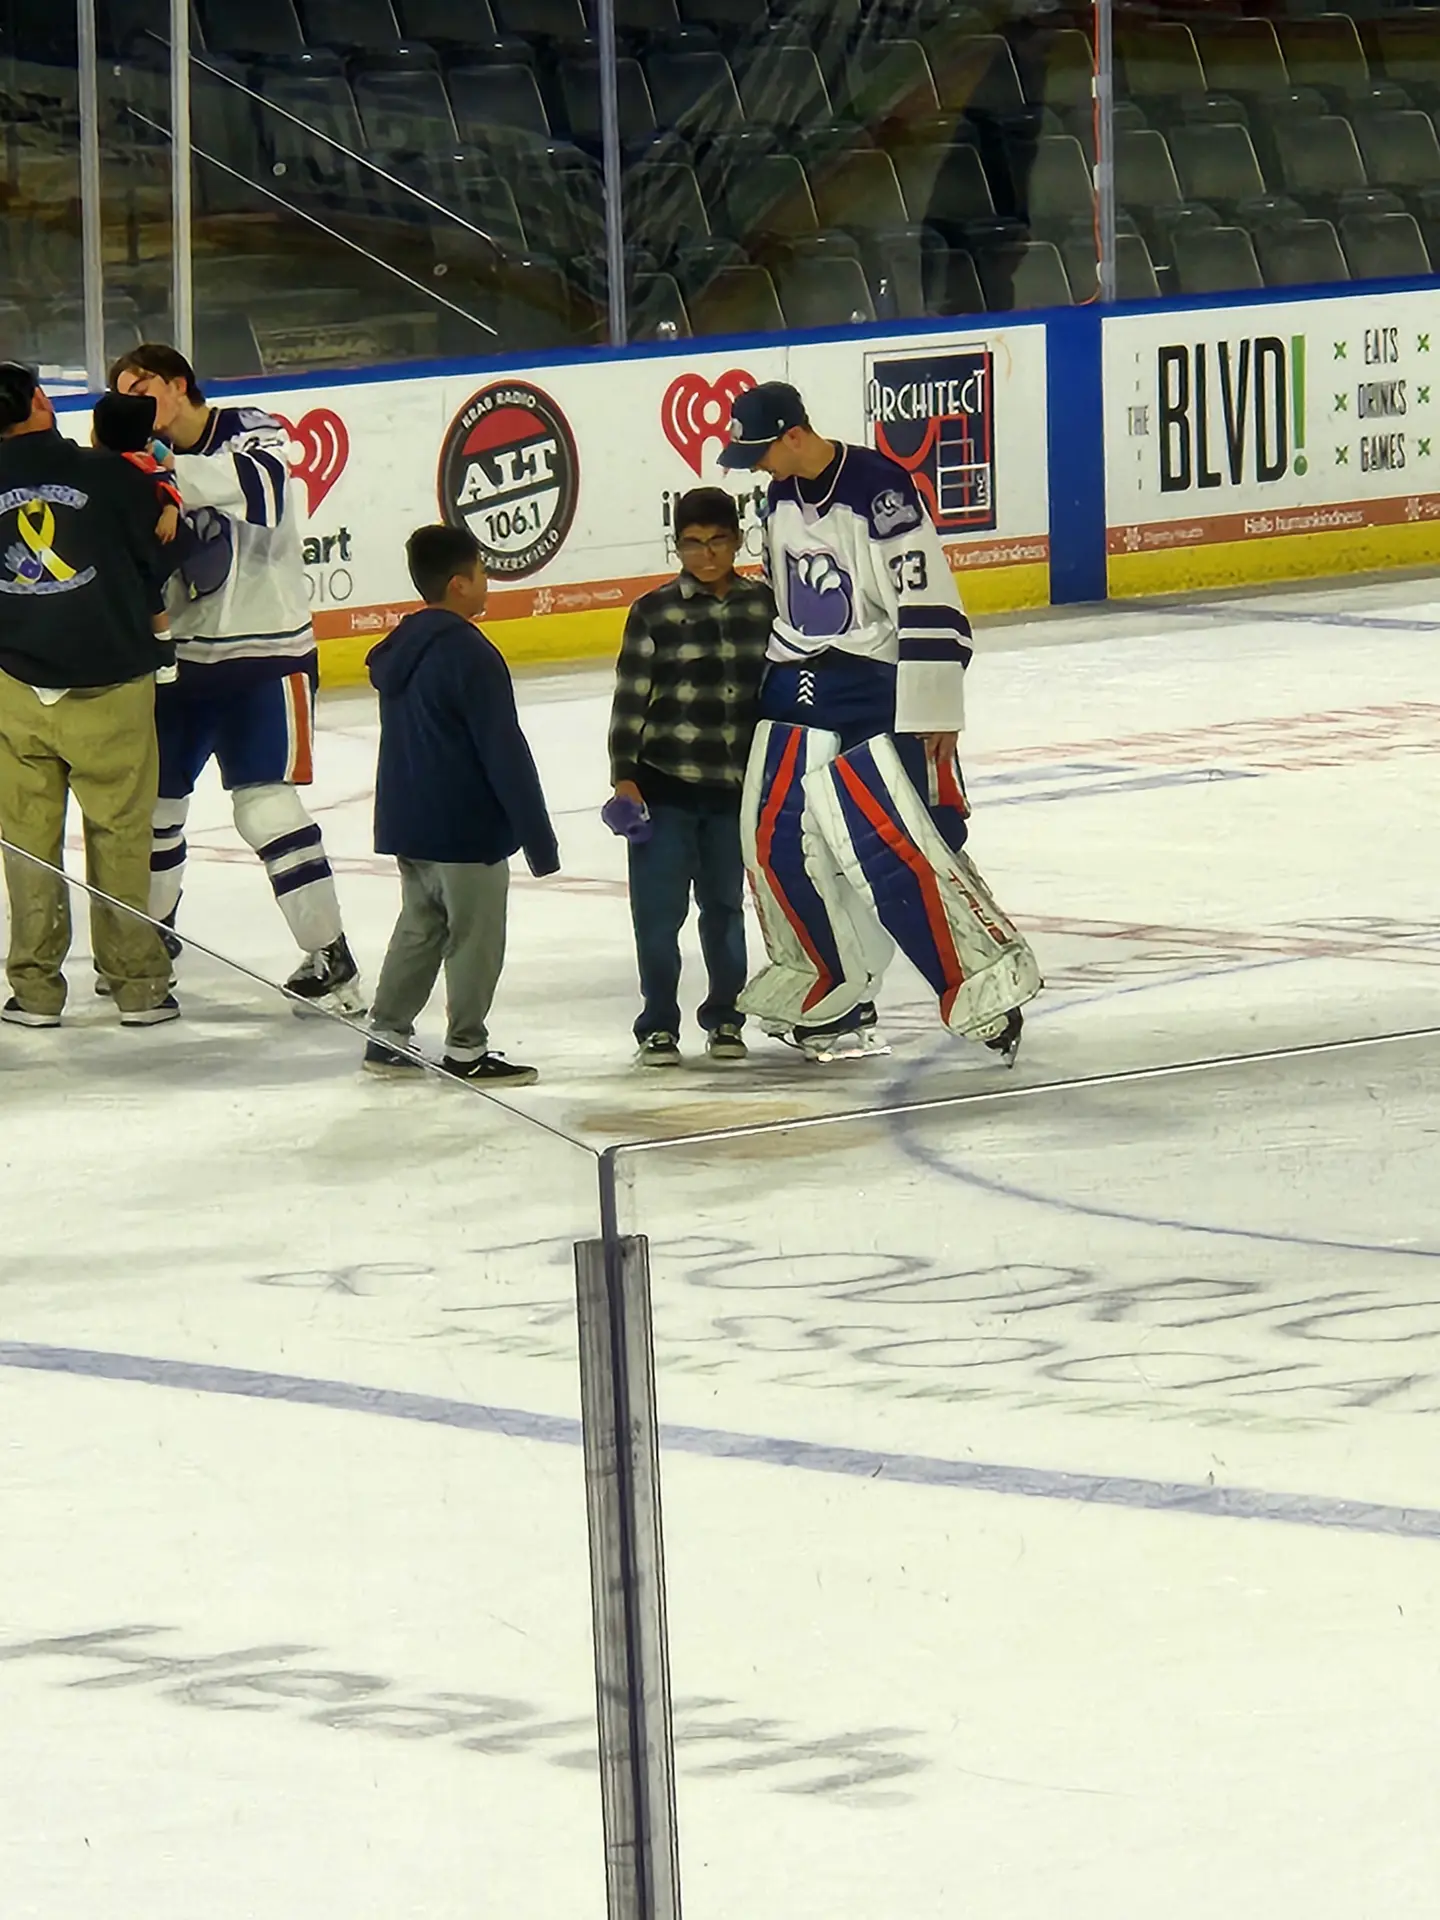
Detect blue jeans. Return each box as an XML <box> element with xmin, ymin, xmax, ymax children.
<box><xmin>628</xmin><ymin>802</ymin><xmax>747</xmax><ymax>1038</ymax></box>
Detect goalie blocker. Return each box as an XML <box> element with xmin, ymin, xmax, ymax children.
<box><xmin>739</xmin><ymin>712</ymin><xmax>1040</xmax><ymax>1044</ymax></box>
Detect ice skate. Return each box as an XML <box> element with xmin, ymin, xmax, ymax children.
<box><xmin>286</xmin><ymin>936</ymin><xmax>366</xmax><ymax>1016</ymax></box>
<box><xmin>978</xmin><ymin>1006</ymin><xmax>1024</xmax><ymax>1069</ymax></box>
<box><xmin>787</xmin><ymin>1002</ymin><xmax>887</xmax><ymax>1064</ymax></box>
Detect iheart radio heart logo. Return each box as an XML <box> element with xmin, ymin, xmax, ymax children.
<box><xmin>275</xmin><ymin>409</ymin><xmax>349</xmax><ymax>514</ymax></box>
<box><xmin>660</xmin><ymin>369</ymin><xmax>756</xmax><ymax>475</ymax></box>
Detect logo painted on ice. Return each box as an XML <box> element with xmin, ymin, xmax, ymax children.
<box><xmin>786</xmin><ymin>550</ymin><xmax>854</xmax><ymax>638</ymax></box>
<box><xmin>439</xmin><ymin>381</ymin><xmax>579</xmax><ymax>579</ymax></box>
<box><xmin>661</xmin><ymin>368</ymin><xmax>757</xmax><ymax>474</ymax></box>
<box><xmin>274</xmin><ymin>409</ymin><xmax>350</xmax><ymax>514</ymax></box>
<box><xmin>865</xmin><ymin>345</ymin><xmax>997</xmax><ymax>534</ymax></box>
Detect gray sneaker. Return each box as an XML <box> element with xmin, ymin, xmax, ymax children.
<box><xmin>706</xmin><ymin>1022</ymin><xmax>748</xmax><ymax>1062</ymax></box>
<box><xmin>637</xmin><ymin>1031</ymin><xmax>682</xmax><ymax>1067</ymax></box>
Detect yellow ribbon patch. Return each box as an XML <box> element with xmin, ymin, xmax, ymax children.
<box><xmin>18</xmin><ymin>498</ymin><xmax>76</xmax><ymax>583</ymax></box>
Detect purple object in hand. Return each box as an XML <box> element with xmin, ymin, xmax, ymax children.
<box><xmin>602</xmin><ymin>793</ymin><xmax>653</xmax><ymax>844</ymax></box>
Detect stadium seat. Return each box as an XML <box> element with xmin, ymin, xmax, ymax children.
<box><xmin>1340</xmin><ymin>208</ymin><xmax>1431</xmax><ymax>278</ymax></box>
<box><xmin>738</xmin><ymin>45</ymin><xmax>831</xmax><ymax>128</ymax></box>
<box><xmin>1354</xmin><ymin>109</ymin><xmax>1440</xmax><ymax>189</ymax></box>
<box><xmin>352</xmin><ymin>66</ymin><xmax>460</xmax><ymax>149</ymax></box>
<box><xmin>929</xmin><ymin>33</ymin><xmax>1025</xmax><ymax>117</ymax></box>
<box><xmin>301</xmin><ymin>0</ymin><xmax>402</xmax><ymax>49</ymax></box>
<box><xmin>1171</xmin><ymin>222</ymin><xmax>1262</xmax><ymax>293</ymax></box>
<box><xmin>645</xmin><ymin>48</ymin><xmax>745</xmax><ymax>134</ymax></box>
<box><xmin>1025</xmin><ymin>131</ymin><xmax>1094</xmax><ymax>235</ymax></box>
<box><xmin>894</xmin><ymin>141</ymin><xmax>995</xmax><ymax>233</ymax></box>
<box><xmin>630</xmin><ymin>270</ymin><xmax>691</xmax><ymax>336</ymax></box>
<box><xmin>1022</xmin><ymin>27</ymin><xmax>1093</xmax><ymax>114</ymax></box>
<box><xmin>678</xmin><ymin>0</ymin><xmax>768</xmax><ymax>42</ymax></box>
<box><xmin>1371</xmin><ymin>15</ymin><xmax>1440</xmax><ymax>98</ymax></box>
<box><xmin>688</xmin><ymin>263</ymin><xmax>785</xmax><ymax>333</ymax></box>
<box><xmin>1273</xmin><ymin>112</ymin><xmax>1369</xmax><ymax>208</ymax></box>
<box><xmin>1191</xmin><ymin>18</ymin><xmax>1291</xmax><ymax>101</ymax></box>
<box><xmin>199</xmin><ymin>0</ymin><xmax>303</xmax><ymax>54</ymax></box>
<box><xmin>557</xmin><ymin>56</ymin><xmax>657</xmax><ymax>146</ymax></box>
<box><xmin>625</xmin><ymin>159</ymin><xmax>712</xmax><ymax>255</ymax></box>
<box><xmin>1276</xmin><ymin>14</ymin><xmax>1371</xmax><ymax>100</ymax></box>
<box><xmin>1168</xmin><ymin>122</ymin><xmax>1268</xmax><ymax>209</ymax></box>
<box><xmin>673</xmin><ymin>235</ymin><xmax>749</xmax><ymax>290</ymax></box>
<box><xmin>260</xmin><ymin>66</ymin><xmax>366</xmax><ymax>197</ymax></box>
<box><xmin>808</xmin><ymin>147</ymin><xmax>909</xmax><ymax>235</ymax></box>
<box><xmin>1117</xmin><ymin>22</ymin><xmax>1207</xmax><ymax>104</ymax></box>
<box><xmin>841</xmin><ymin>37</ymin><xmax>940</xmax><ymax>128</ymax></box>
<box><xmin>617</xmin><ymin>0</ymin><xmax>681</xmax><ymax>33</ymax></box>
<box><xmin>720</xmin><ymin>151</ymin><xmax>818</xmax><ymax>248</ymax></box>
<box><xmin>493</xmin><ymin>0</ymin><xmax>588</xmax><ymax>44</ymax></box>
<box><xmin>448</xmin><ymin>63</ymin><xmax>551</xmax><ymax>142</ymax></box>
<box><xmin>777</xmin><ymin>252</ymin><xmax>875</xmax><ymax>327</ymax></box>
<box><xmin>1062</xmin><ymin>230</ymin><xmax>1160</xmax><ymax>303</ymax></box>
<box><xmin>925</xmin><ymin>245</ymin><xmax>985</xmax><ymax>315</ymax></box>
<box><xmin>399</xmin><ymin>0</ymin><xmax>498</xmax><ymax>45</ymax></box>
<box><xmin>975</xmin><ymin>237</ymin><xmax>1070</xmax><ymax>309</ymax></box>
<box><xmin>865</xmin><ymin>222</ymin><xmax>930</xmax><ymax>318</ymax></box>
<box><xmin>1253</xmin><ymin>215</ymin><xmax>1349</xmax><ymax>285</ymax></box>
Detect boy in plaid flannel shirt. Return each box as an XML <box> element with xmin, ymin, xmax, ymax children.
<box><xmin>607</xmin><ymin>488</ymin><xmax>773</xmax><ymax>1065</ymax></box>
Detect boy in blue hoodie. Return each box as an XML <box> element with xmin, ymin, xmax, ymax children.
<box><xmin>364</xmin><ymin>524</ymin><xmax>559</xmax><ymax>1083</ymax></box>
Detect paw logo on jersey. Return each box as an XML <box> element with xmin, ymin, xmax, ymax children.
<box><xmin>864</xmin><ymin>346</ymin><xmax>997</xmax><ymax>534</ymax></box>
<box><xmin>176</xmin><ymin>506</ymin><xmax>235</xmax><ymax>600</ymax></box>
<box><xmin>439</xmin><ymin>380</ymin><xmax>579</xmax><ymax>579</ymax></box>
<box><xmin>786</xmin><ymin>550</ymin><xmax>854</xmax><ymax>638</ymax></box>
<box><xmin>0</xmin><ymin>486</ymin><xmax>96</xmax><ymax>597</ymax></box>
<box><xmin>274</xmin><ymin>409</ymin><xmax>349</xmax><ymax>514</ymax></box>
<box><xmin>661</xmin><ymin>369</ymin><xmax>758</xmax><ymax>475</ymax></box>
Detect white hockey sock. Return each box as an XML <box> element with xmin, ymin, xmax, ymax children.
<box><xmin>149</xmin><ymin>796</ymin><xmax>190</xmax><ymax>925</ymax></box>
<box><xmin>231</xmin><ymin>783</ymin><xmax>344</xmax><ymax>954</ymax></box>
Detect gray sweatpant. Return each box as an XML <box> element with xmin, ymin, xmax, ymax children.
<box><xmin>370</xmin><ymin>857</ymin><xmax>509</xmax><ymax>1063</ymax></box>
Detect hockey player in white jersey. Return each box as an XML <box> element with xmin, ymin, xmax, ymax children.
<box><xmin>110</xmin><ymin>346</ymin><xmax>362</xmax><ymax>1012</ymax></box>
<box><xmin>717</xmin><ymin>380</ymin><xmax>1039</xmax><ymax>1062</ymax></box>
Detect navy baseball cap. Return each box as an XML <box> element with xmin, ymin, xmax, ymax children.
<box><xmin>716</xmin><ymin>380</ymin><xmax>808</xmax><ymax>470</ymax></box>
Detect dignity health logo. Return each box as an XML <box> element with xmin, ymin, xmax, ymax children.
<box><xmin>0</xmin><ymin>484</ymin><xmax>96</xmax><ymax>595</ymax></box>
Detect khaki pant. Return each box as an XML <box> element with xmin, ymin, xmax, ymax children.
<box><xmin>0</xmin><ymin>668</ymin><xmax>171</xmax><ymax>1016</ymax></box>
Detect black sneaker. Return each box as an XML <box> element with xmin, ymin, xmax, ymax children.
<box><xmin>706</xmin><ymin>1021</ymin><xmax>748</xmax><ymax>1062</ymax></box>
<box><xmin>286</xmin><ymin>935</ymin><xmax>366</xmax><ymax>1015</ymax></box>
<box><xmin>363</xmin><ymin>1038</ymin><xmax>424</xmax><ymax>1077</ymax></box>
<box><xmin>2</xmin><ymin>998</ymin><xmax>61</xmax><ymax>1028</ymax></box>
<box><xmin>119</xmin><ymin>995</ymin><xmax>181</xmax><ymax>1027</ymax></box>
<box><xmin>442</xmin><ymin>1052</ymin><xmax>539</xmax><ymax>1086</ymax></box>
<box><xmin>637</xmin><ymin>1031</ymin><xmax>682</xmax><ymax>1067</ymax></box>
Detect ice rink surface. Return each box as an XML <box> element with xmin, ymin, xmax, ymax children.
<box><xmin>6</xmin><ymin>575</ymin><xmax>1440</xmax><ymax>1917</ymax></box>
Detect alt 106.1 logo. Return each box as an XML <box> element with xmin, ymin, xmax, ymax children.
<box><xmin>438</xmin><ymin>380</ymin><xmax>579</xmax><ymax>579</ymax></box>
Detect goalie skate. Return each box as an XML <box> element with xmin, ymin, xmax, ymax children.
<box><xmin>784</xmin><ymin>1001</ymin><xmax>891</xmax><ymax>1064</ymax></box>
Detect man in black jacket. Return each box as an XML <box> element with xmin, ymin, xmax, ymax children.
<box><xmin>363</xmin><ymin>523</ymin><xmax>559</xmax><ymax>1084</ymax></box>
<box><xmin>0</xmin><ymin>363</ymin><xmax>175</xmax><ymax>1027</ymax></box>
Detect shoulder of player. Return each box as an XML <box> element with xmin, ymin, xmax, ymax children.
<box><xmin>833</xmin><ymin>445</ymin><xmax>925</xmax><ymax>538</ymax></box>
<box><xmin>203</xmin><ymin>405</ymin><xmax>286</xmax><ymax>450</ymax></box>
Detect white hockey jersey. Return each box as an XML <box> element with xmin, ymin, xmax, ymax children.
<box><xmin>167</xmin><ymin>406</ymin><xmax>314</xmax><ymax>677</ymax></box>
<box><xmin>761</xmin><ymin>442</ymin><xmax>972</xmax><ymax>734</ymax></box>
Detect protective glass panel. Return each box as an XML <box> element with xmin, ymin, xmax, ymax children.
<box><xmin>618</xmin><ymin>1038</ymin><xmax>1440</xmax><ymax>1915</ymax></box>
<box><xmin>2</xmin><ymin>855</ymin><xmax>605</xmax><ymax>1918</ymax></box>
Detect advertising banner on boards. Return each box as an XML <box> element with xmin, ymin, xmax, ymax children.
<box><xmin>62</xmin><ymin>323</ymin><xmax>1049</xmax><ymax>682</ymax></box>
<box><xmin>1104</xmin><ymin>291</ymin><xmax>1440</xmax><ymax>595</ymax></box>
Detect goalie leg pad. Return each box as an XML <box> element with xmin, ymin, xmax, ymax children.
<box><xmin>811</xmin><ymin>734</ymin><xmax>1042</xmax><ymax>1040</ymax></box>
<box><xmin>738</xmin><ymin>720</ymin><xmax>892</xmax><ymax>1029</ymax></box>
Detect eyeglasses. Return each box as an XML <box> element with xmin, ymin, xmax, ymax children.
<box><xmin>676</xmin><ymin>534</ymin><xmax>738</xmax><ymax>557</ymax></box>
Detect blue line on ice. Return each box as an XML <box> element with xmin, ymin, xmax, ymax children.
<box><xmin>2</xmin><ymin>1341</ymin><xmax>1438</xmax><ymax>1543</ymax></box>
